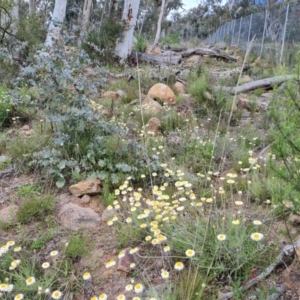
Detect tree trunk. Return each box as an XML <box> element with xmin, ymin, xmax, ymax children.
<box><xmin>45</xmin><ymin>0</ymin><xmax>68</xmax><ymax>47</ymax></box>
<box><xmin>115</xmin><ymin>0</ymin><xmax>141</xmax><ymax>60</ymax></box>
<box><xmin>78</xmin><ymin>0</ymin><xmax>92</xmax><ymax>48</ymax></box>
<box><xmin>149</xmin><ymin>0</ymin><xmax>169</xmax><ymax>52</ymax></box>
<box><xmin>29</xmin><ymin>0</ymin><xmax>36</xmax><ymax>14</ymax></box>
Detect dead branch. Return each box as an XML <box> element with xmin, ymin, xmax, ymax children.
<box><xmin>130</xmin><ymin>51</ymin><xmax>182</xmax><ymax>65</ymax></box>
<box><xmin>181</xmin><ymin>48</ymin><xmax>237</xmax><ymax>62</ymax></box>
<box><xmin>220</xmin><ymin>238</ymin><xmax>300</xmax><ymax>300</ymax></box>
<box><xmin>216</xmin><ymin>75</ymin><xmax>295</xmax><ymax>95</ymax></box>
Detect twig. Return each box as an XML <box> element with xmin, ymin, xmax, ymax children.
<box><xmin>220</xmin><ymin>238</ymin><xmax>300</xmax><ymax>300</ymax></box>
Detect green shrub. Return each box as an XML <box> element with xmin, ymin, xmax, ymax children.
<box><xmin>17</xmin><ymin>194</ymin><xmax>55</xmax><ymax>224</ymax></box>
<box><xmin>162</xmin><ymin>33</ymin><xmax>180</xmax><ymax>45</ymax></box>
<box><xmin>65</xmin><ymin>234</ymin><xmax>89</xmax><ymax>260</ymax></box>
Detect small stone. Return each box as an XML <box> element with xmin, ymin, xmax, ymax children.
<box><xmin>204</xmin><ymin>92</ymin><xmax>213</xmax><ymax>101</ymax></box>
<box><xmin>102</xmin><ymin>91</ymin><xmax>119</xmax><ymax>100</ymax></box>
<box><xmin>187</xmin><ymin>55</ymin><xmax>201</xmax><ymax>64</ymax></box>
<box><xmin>25</xmin><ymin>129</ymin><xmax>34</xmax><ymax>136</ymax></box>
<box><xmin>0</xmin><ymin>205</ymin><xmax>18</xmax><ymax>223</ymax></box>
<box><xmin>146</xmin><ymin>117</ymin><xmax>161</xmax><ymax>135</ymax></box>
<box><xmin>21</xmin><ymin>125</ymin><xmax>30</xmax><ymax>131</ymax></box>
<box><xmin>80</xmin><ymin>195</ymin><xmax>91</xmax><ymax>204</ymax></box>
<box><xmin>240</xmin><ymin>75</ymin><xmax>253</xmax><ymax>84</ymax></box>
<box><xmin>288</xmin><ymin>214</ymin><xmax>300</xmax><ymax>226</ymax></box>
<box><xmin>69</xmin><ymin>179</ymin><xmax>102</xmax><ymax>197</ymax></box>
<box><xmin>117</xmin><ymin>248</ymin><xmax>135</xmax><ymax>273</ymax></box>
<box><xmin>116</xmin><ymin>90</ymin><xmax>127</xmax><ymax>99</ymax></box>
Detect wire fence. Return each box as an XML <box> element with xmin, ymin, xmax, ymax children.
<box><xmin>205</xmin><ymin>3</ymin><xmax>300</xmax><ymax>65</ymax></box>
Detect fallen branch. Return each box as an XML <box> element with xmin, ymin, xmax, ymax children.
<box><xmin>216</xmin><ymin>75</ymin><xmax>296</xmax><ymax>95</ymax></box>
<box><xmin>181</xmin><ymin>48</ymin><xmax>237</xmax><ymax>62</ymax></box>
<box><xmin>130</xmin><ymin>51</ymin><xmax>181</xmax><ymax>65</ymax></box>
<box><xmin>220</xmin><ymin>238</ymin><xmax>300</xmax><ymax>300</ymax></box>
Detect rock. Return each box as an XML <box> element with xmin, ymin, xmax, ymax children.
<box><xmin>116</xmin><ymin>90</ymin><xmax>127</xmax><ymax>99</ymax></box>
<box><xmin>69</xmin><ymin>179</ymin><xmax>102</xmax><ymax>197</ymax></box>
<box><xmin>288</xmin><ymin>214</ymin><xmax>300</xmax><ymax>226</ymax></box>
<box><xmin>0</xmin><ymin>205</ymin><xmax>18</xmax><ymax>223</ymax></box>
<box><xmin>173</xmin><ymin>82</ymin><xmax>186</xmax><ymax>94</ymax></box>
<box><xmin>149</xmin><ymin>47</ymin><xmax>161</xmax><ymax>55</ymax></box>
<box><xmin>128</xmin><ymin>99</ymin><xmax>140</xmax><ymax>106</ymax></box>
<box><xmin>186</xmin><ymin>55</ymin><xmax>201</xmax><ymax>65</ymax></box>
<box><xmin>142</xmin><ymin>96</ymin><xmax>163</xmax><ymax>115</ymax></box>
<box><xmin>117</xmin><ymin>248</ymin><xmax>135</xmax><ymax>273</ymax></box>
<box><xmin>204</xmin><ymin>92</ymin><xmax>213</xmax><ymax>101</ymax></box>
<box><xmin>148</xmin><ymin>83</ymin><xmax>176</xmax><ymax>105</ymax></box>
<box><xmin>21</xmin><ymin>125</ymin><xmax>30</xmax><ymax>131</ymax></box>
<box><xmin>25</xmin><ymin>129</ymin><xmax>34</xmax><ymax>136</ymax></box>
<box><xmin>102</xmin><ymin>91</ymin><xmax>119</xmax><ymax>100</ymax></box>
<box><xmin>240</xmin><ymin>75</ymin><xmax>253</xmax><ymax>84</ymax></box>
<box><xmin>101</xmin><ymin>208</ymin><xmax>117</xmax><ymax>222</ymax></box>
<box><xmin>80</xmin><ymin>195</ymin><xmax>91</xmax><ymax>204</ymax></box>
<box><xmin>146</xmin><ymin>117</ymin><xmax>161</xmax><ymax>135</ymax></box>
<box><xmin>237</xmin><ymin>94</ymin><xmax>260</xmax><ymax>111</ymax></box>
<box><xmin>58</xmin><ymin>202</ymin><xmax>100</xmax><ymax>230</ymax></box>
<box><xmin>180</xmin><ymin>94</ymin><xmax>191</xmax><ymax>101</ymax></box>
<box><xmin>237</xmin><ymin>94</ymin><xmax>249</xmax><ymax>110</ymax></box>
<box><xmin>254</xmin><ymin>56</ymin><xmax>261</xmax><ymax>64</ymax></box>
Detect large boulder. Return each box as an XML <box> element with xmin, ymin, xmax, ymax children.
<box><xmin>69</xmin><ymin>179</ymin><xmax>102</xmax><ymax>197</ymax></box>
<box><xmin>148</xmin><ymin>83</ymin><xmax>176</xmax><ymax>105</ymax></box>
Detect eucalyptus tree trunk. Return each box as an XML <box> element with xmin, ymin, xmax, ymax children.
<box><xmin>1</xmin><ymin>0</ymin><xmax>19</xmax><ymax>33</ymax></box>
<box><xmin>78</xmin><ymin>0</ymin><xmax>92</xmax><ymax>48</ymax></box>
<box><xmin>115</xmin><ymin>0</ymin><xmax>141</xmax><ymax>60</ymax></box>
<box><xmin>45</xmin><ymin>0</ymin><xmax>67</xmax><ymax>47</ymax></box>
<box><xmin>29</xmin><ymin>0</ymin><xmax>36</xmax><ymax>14</ymax></box>
<box><xmin>150</xmin><ymin>0</ymin><xmax>169</xmax><ymax>51</ymax></box>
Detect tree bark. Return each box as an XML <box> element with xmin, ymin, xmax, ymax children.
<box><xmin>29</xmin><ymin>0</ymin><xmax>36</xmax><ymax>14</ymax></box>
<box><xmin>130</xmin><ymin>51</ymin><xmax>181</xmax><ymax>65</ymax></box>
<box><xmin>181</xmin><ymin>48</ymin><xmax>237</xmax><ymax>62</ymax></box>
<box><xmin>216</xmin><ymin>75</ymin><xmax>295</xmax><ymax>95</ymax></box>
<box><xmin>149</xmin><ymin>0</ymin><xmax>168</xmax><ymax>52</ymax></box>
<box><xmin>78</xmin><ymin>0</ymin><xmax>92</xmax><ymax>48</ymax></box>
<box><xmin>115</xmin><ymin>0</ymin><xmax>141</xmax><ymax>60</ymax></box>
<box><xmin>45</xmin><ymin>0</ymin><xmax>68</xmax><ymax>47</ymax></box>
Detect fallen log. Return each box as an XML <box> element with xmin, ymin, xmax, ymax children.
<box><xmin>216</xmin><ymin>75</ymin><xmax>295</xmax><ymax>95</ymax></box>
<box><xmin>181</xmin><ymin>48</ymin><xmax>237</xmax><ymax>62</ymax></box>
<box><xmin>220</xmin><ymin>238</ymin><xmax>300</xmax><ymax>300</ymax></box>
<box><xmin>167</xmin><ymin>47</ymin><xmax>187</xmax><ymax>52</ymax></box>
<box><xmin>130</xmin><ymin>51</ymin><xmax>181</xmax><ymax>65</ymax></box>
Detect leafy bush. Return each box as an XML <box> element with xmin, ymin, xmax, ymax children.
<box><xmin>12</xmin><ymin>44</ymin><xmax>157</xmax><ymax>188</ymax></box>
<box><xmin>17</xmin><ymin>194</ymin><xmax>55</xmax><ymax>224</ymax></box>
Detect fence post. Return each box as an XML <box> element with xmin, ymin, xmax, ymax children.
<box><xmin>247</xmin><ymin>14</ymin><xmax>253</xmax><ymax>47</ymax></box>
<box><xmin>231</xmin><ymin>19</ymin><xmax>236</xmax><ymax>46</ymax></box>
<box><xmin>260</xmin><ymin>9</ymin><xmax>268</xmax><ymax>56</ymax></box>
<box><xmin>280</xmin><ymin>4</ymin><xmax>290</xmax><ymax>64</ymax></box>
<box><xmin>237</xmin><ymin>17</ymin><xmax>242</xmax><ymax>47</ymax></box>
